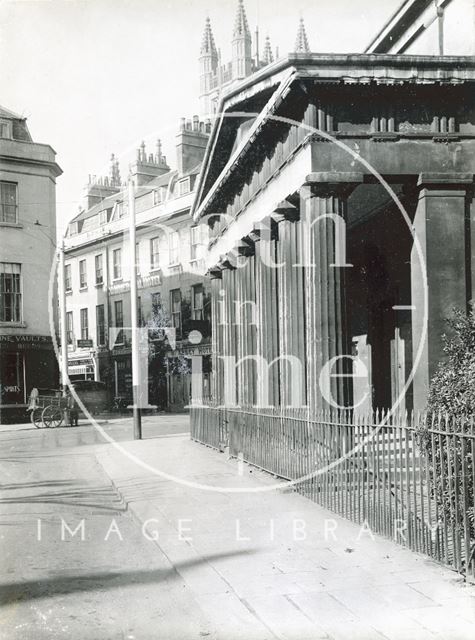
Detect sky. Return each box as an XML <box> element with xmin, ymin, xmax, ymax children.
<box><xmin>0</xmin><ymin>0</ymin><xmax>402</xmax><ymax>237</ymax></box>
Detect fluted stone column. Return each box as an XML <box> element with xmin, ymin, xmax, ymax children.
<box><xmin>273</xmin><ymin>201</ymin><xmax>306</xmax><ymax>407</ymax></box>
<box><xmin>301</xmin><ymin>172</ymin><xmax>362</xmax><ymax>412</ymax></box>
<box><xmin>210</xmin><ymin>268</ymin><xmax>223</xmax><ymax>405</ymax></box>
<box><xmin>254</xmin><ymin>219</ymin><xmax>280</xmax><ymax>407</ymax></box>
<box><xmin>220</xmin><ymin>260</ymin><xmax>238</xmax><ymax>407</ymax></box>
<box><xmin>234</xmin><ymin>244</ymin><xmax>257</xmax><ymax>407</ymax></box>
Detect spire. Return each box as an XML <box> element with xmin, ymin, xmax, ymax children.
<box><xmin>233</xmin><ymin>0</ymin><xmax>250</xmax><ymax>38</ymax></box>
<box><xmin>232</xmin><ymin>0</ymin><xmax>252</xmax><ymax>79</ymax></box>
<box><xmin>294</xmin><ymin>17</ymin><xmax>310</xmax><ymax>53</ymax></box>
<box><xmin>200</xmin><ymin>16</ymin><xmax>217</xmax><ymax>57</ymax></box>
<box><xmin>262</xmin><ymin>35</ymin><xmax>274</xmax><ymax>65</ymax></box>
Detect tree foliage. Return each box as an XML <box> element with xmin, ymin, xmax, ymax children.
<box><xmin>427</xmin><ymin>308</ymin><xmax>475</xmax><ymax>417</ymax></box>
<box><xmin>417</xmin><ymin>308</ymin><xmax>475</xmax><ymax>555</ymax></box>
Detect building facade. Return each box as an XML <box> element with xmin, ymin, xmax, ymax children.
<box><xmin>64</xmin><ymin>120</ymin><xmax>212</xmax><ymax>411</ymax></box>
<box><xmin>0</xmin><ymin>106</ymin><xmax>62</xmax><ymax>423</ymax></box>
<box><xmin>192</xmin><ymin>50</ymin><xmax>475</xmax><ymax>418</ymax></box>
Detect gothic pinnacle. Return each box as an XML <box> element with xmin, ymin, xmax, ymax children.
<box><xmin>294</xmin><ymin>16</ymin><xmax>311</xmax><ymax>53</ymax></box>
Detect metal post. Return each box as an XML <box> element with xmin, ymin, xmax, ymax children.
<box><xmin>128</xmin><ymin>177</ymin><xmax>142</xmax><ymax>439</ymax></box>
<box><xmin>59</xmin><ymin>240</ymin><xmax>69</xmax><ymax>397</ymax></box>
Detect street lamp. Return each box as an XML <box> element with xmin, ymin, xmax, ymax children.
<box><xmin>128</xmin><ymin>176</ymin><xmax>142</xmax><ymax>439</ymax></box>
<box><xmin>58</xmin><ymin>239</ymin><xmax>69</xmax><ymax>397</ymax></box>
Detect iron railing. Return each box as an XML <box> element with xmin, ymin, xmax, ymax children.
<box><xmin>190</xmin><ymin>405</ymin><xmax>475</xmax><ymax>581</ymax></box>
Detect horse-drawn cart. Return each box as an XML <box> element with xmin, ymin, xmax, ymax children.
<box><xmin>27</xmin><ymin>388</ymin><xmax>76</xmax><ymax>428</ymax></box>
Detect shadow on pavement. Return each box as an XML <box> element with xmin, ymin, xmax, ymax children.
<box><xmin>0</xmin><ymin>549</ymin><xmax>256</xmax><ymax>605</ymax></box>
<box><xmin>0</xmin><ymin>480</ymin><xmax>126</xmax><ymax>513</ymax></box>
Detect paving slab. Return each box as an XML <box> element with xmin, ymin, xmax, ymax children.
<box><xmin>95</xmin><ymin>434</ymin><xmax>475</xmax><ymax>639</ymax></box>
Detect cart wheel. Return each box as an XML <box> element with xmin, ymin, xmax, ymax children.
<box><xmin>41</xmin><ymin>405</ymin><xmax>63</xmax><ymax>428</ymax></box>
<box><xmin>30</xmin><ymin>408</ymin><xmax>45</xmax><ymax>428</ymax></box>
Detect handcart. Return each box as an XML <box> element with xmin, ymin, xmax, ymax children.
<box><xmin>27</xmin><ymin>388</ymin><xmax>75</xmax><ymax>428</ymax></box>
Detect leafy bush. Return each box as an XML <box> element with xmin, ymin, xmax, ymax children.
<box><xmin>417</xmin><ymin>308</ymin><xmax>475</xmax><ymax>553</ymax></box>
<box><xmin>427</xmin><ymin>308</ymin><xmax>475</xmax><ymax>417</ymax></box>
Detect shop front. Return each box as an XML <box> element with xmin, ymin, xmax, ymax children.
<box><xmin>0</xmin><ymin>334</ymin><xmax>58</xmax><ymax>423</ymax></box>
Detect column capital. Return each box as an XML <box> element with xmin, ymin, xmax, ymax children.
<box><xmin>248</xmin><ymin>217</ymin><xmax>273</xmax><ymax>242</ymax></box>
<box><xmin>208</xmin><ymin>266</ymin><xmax>223</xmax><ymax>280</ymax></box>
<box><xmin>234</xmin><ymin>238</ymin><xmax>254</xmax><ymax>257</ymax></box>
<box><xmin>304</xmin><ymin>172</ymin><xmax>364</xmax><ymax>198</ymax></box>
<box><xmin>218</xmin><ymin>254</ymin><xmax>237</xmax><ymax>270</ymax></box>
<box><xmin>417</xmin><ymin>172</ymin><xmax>474</xmax><ymax>189</ymax></box>
<box><xmin>270</xmin><ymin>199</ymin><xmax>299</xmax><ymax>224</ymax></box>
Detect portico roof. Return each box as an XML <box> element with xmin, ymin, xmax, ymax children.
<box><xmin>192</xmin><ymin>53</ymin><xmax>475</xmax><ymax>221</ymax></box>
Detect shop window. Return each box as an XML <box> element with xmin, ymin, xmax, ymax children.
<box><xmin>0</xmin><ymin>352</ymin><xmax>24</xmax><ymax>404</ymax></box>
<box><xmin>151</xmin><ymin>291</ymin><xmax>161</xmax><ymax>311</ymax></box>
<box><xmin>0</xmin><ymin>262</ymin><xmax>21</xmax><ymax>322</ymax></box>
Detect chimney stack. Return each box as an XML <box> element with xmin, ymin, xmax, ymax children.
<box><xmin>176</xmin><ymin>115</ymin><xmax>210</xmax><ymax>175</ymax></box>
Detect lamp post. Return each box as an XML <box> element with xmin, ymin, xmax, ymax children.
<box><xmin>59</xmin><ymin>239</ymin><xmax>69</xmax><ymax>396</ymax></box>
<box><xmin>128</xmin><ymin>176</ymin><xmax>142</xmax><ymax>439</ymax></box>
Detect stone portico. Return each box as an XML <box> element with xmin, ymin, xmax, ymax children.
<box><xmin>192</xmin><ymin>54</ymin><xmax>475</xmax><ymax>415</ymax></box>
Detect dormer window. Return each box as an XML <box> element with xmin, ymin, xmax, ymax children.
<box><xmin>153</xmin><ymin>189</ymin><xmax>161</xmax><ymax>206</ymax></box>
<box><xmin>0</xmin><ymin>120</ymin><xmax>12</xmax><ymax>139</ymax></box>
<box><xmin>112</xmin><ymin>201</ymin><xmax>125</xmax><ymax>219</ymax></box>
<box><xmin>68</xmin><ymin>221</ymin><xmax>78</xmax><ymax>236</ymax></box>
<box><xmin>178</xmin><ymin>177</ymin><xmax>190</xmax><ymax>196</ymax></box>
<box><xmin>99</xmin><ymin>208</ymin><xmax>111</xmax><ymax>225</ymax></box>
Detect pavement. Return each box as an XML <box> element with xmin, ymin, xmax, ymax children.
<box><xmin>0</xmin><ymin>415</ymin><xmax>474</xmax><ymax>639</ymax></box>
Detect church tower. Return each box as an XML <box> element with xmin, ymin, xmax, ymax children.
<box><xmin>232</xmin><ymin>0</ymin><xmax>252</xmax><ymax>80</ymax></box>
<box><xmin>199</xmin><ymin>17</ymin><xmax>218</xmax><ymax>114</ymax></box>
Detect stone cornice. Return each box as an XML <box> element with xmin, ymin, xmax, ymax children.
<box><xmin>193</xmin><ymin>54</ymin><xmax>475</xmax><ymax>222</ymax></box>
<box><xmin>417</xmin><ymin>172</ymin><xmax>474</xmax><ymax>189</ymax></box>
